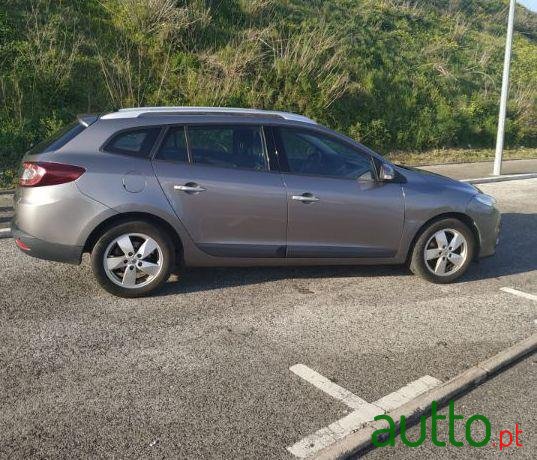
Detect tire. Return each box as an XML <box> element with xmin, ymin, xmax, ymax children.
<box><xmin>409</xmin><ymin>218</ymin><xmax>475</xmax><ymax>284</ymax></box>
<box><xmin>91</xmin><ymin>221</ymin><xmax>174</xmax><ymax>297</ymax></box>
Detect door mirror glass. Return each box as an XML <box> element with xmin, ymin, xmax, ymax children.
<box><xmin>379</xmin><ymin>163</ymin><xmax>395</xmax><ymax>181</ymax></box>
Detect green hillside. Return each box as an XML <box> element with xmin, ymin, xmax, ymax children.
<box><xmin>1</xmin><ymin>0</ymin><xmax>536</xmax><ymax>181</ymax></box>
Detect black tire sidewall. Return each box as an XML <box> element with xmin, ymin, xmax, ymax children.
<box><xmin>410</xmin><ymin>218</ymin><xmax>475</xmax><ymax>284</ymax></box>
<box><xmin>91</xmin><ymin>221</ymin><xmax>173</xmax><ymax>297</ymax></box>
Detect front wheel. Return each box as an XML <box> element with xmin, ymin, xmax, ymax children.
<box><xmin>409</xmin><ymin>218</ymin><xmax>475</xmax><ymax>284</ymax></box>
<box><xmin>91</xmin><ymin>221</ymin><xmax>174</xmax><ymax>297</ymax></box>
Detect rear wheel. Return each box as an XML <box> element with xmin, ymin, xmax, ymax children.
<box><xmin>409</xmin><ymin>218</ymin><xmax>475</xmax><ymax>283</ymax></box>
<box><xmin>91</xmin><ymin>221</ymin><xmax>173</xmax><ymax>297</ymax></box>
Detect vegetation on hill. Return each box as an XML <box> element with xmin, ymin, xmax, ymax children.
<box><xmin>1</xmin><ymin>0</ymin><xmax>536</xmax><ymax>184</ymax></box>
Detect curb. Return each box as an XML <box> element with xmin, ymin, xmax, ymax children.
<box><xmin>0</xmin><ymin>228</ymin><xmax>11</xmax><ymax>239</ymax></box>
<box><xmin>0</xmin><ymin>189</ymin><xmax>15</xmax><ymax>195</ymax></box>
<box><xmin>415</xmin><ymin>157</ymin><xmax>537</xmax><ymax>168</ymax></box>
<box><xmin>314</xmin><ymin>333</ymin><xmax>537</xmax><ymax>460</ymax></box>
<box><xmin>462</xmin><ymin>173</ymin><xmax>537</xmax><ymax>184</ymax></box>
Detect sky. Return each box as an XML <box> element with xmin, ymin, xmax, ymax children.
<box><xmin>518</xmin><ymin>0</ymin><xmax>537</xmax><ymax>12</ymax></box>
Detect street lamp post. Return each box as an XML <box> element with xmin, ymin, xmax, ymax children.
<box><xmin>493</xmin><ymin>0</ymin><xmax>516</xmax><ymax>176</ymax></box>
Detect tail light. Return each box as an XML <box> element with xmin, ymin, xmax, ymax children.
<box><xmin>15</xmin><ymin>238</ymin><xmax>30</xmax><ymax>251</ymax></box>
<box><xmin>19</xmin><ymin>161</ymin><xmax>85</xmax><ymax>187</ymax></box>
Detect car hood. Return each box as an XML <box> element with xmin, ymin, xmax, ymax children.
<box><xmin>394</xmin><ymin>164</ymin><xmax>479</xmax><ymax>195</ymax></box>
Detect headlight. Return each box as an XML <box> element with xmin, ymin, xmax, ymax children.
<box><xmin>474</xmin><ymin>194</ymin><xmax>497</xmax><ymax>207</ymax></box>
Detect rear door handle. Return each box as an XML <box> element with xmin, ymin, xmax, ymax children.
<box><xmin>174</xmin><ymin>183</ymin><xmax>206</xmax><ymax>193</ymax></box>
<box><xmin>291</xmin><ymin>193</ymin><xmax>320</xmax><ymax>203</ymax></box>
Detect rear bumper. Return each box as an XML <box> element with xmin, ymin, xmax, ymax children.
<box><xmin>11</xmin><ymin>181</ymin><xmax>117</xmax><ymax>264</ymax></box>
<box><xmin>11</xmin><ymin>222</ymin><xmax>83</xmax><ymax>265</ymax></box>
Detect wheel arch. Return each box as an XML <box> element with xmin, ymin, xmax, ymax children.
<box><xmin>406</xmin><ymin>212</ymin><xmax>480</xmax><ymax>263</ymax></box>
<box><xmin>83</xmin><ymin>212</ymin><xmax>184</xmax><ymax>266</ymax></box>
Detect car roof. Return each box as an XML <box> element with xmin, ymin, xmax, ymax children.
<box><xmin>100</xmin><ymin>107</ymin><xmax>317</xmax><ymax>125</ymax></box>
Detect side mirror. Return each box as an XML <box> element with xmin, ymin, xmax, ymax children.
<box><xmin>379</xmin><ymin>163</ymin><xmax>395</xmax><ymax>181</ymax></box>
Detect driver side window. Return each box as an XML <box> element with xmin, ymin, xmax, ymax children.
<box><xmin>278</xmin><ymin>128</ymin><xmax>374</xmax><ymax>180</ymax></box>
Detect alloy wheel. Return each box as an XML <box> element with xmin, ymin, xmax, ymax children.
<box><xmin>423</xmin><ymin>228</ymin><xmax>468</xmax><ymax>277</ymax></box>
<box><xmin>103</xmin><ymin>233</ymin><xmax>163</xmax><ymax>288</ymax></box>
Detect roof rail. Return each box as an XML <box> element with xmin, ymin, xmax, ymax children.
<box><xmin>101</xmin><ymin>106</ymin><xmax>316</xmax><ymax>124</ymax></box>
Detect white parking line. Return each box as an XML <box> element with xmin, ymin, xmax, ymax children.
<box><xmin>373</xmin><ymin>375</ymin><xmax>442</xmax><ymax>412</ymax></box>
<box><xmin>288</xmin><ymin>410</ymin><xmax>383</xmax><ymax>458</ymax></box>
<box><xmin>288</xmin><ymin>365</ymin><xmax>442</xmax><ymax>458</ymax></box>
<box><xmin>501</xmin><ymin>287</ymin><xmax>537</xmax><ymax>302</ymax></box>
<box><xmin>289</xmin><ymin>364</ymin><xmax>379</xmax><ymax>415</ymax></box>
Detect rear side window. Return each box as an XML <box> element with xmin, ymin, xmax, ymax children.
<box><xmin>156</xmin><ymin>126</ymin><xmax>188</xmax><ymax>162</ymax></box>
<box><xmin>28</xmin><ymin>122</ymin><xmax>86</xmax><ymax>155</ymax></box>
<box><xmin>104</xmin><ymin>127</ymin><xmax>161</xmax><ymax>158</ymax></box>
<box><xmin>188</xmin><ymin>125</ymin><xmax>267</xmax><ymax>171</ymax></box>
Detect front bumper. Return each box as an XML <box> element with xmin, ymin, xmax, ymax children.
<box><xmin>11</xmin><ymin>222</ymin><xmax>83</xmax><ymax>265</ymax></box>
<box><xmin>466</xmin><ymin>197</ymin><xmax>501</xmax><ymax>258</ymax></box>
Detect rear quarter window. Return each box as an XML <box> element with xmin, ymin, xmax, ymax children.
<box><xmin>104</xmin><ymin>127</ymin><xmax>161</xmax><ymax>158</ymax></box>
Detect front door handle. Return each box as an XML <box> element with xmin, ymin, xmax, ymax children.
<box><xmin>174</xmin><ymin>183</ymin><xmax>206</xmax><ymax>193</ymax></box>
<box><xmin>291</xmin><ymin>193</ymin><xmax>320</xmax><ymax>203</ymax></box>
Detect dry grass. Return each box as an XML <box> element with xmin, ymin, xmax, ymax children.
<box><xmin>386</xmin><ymin>147</ymin><xmax>537</xmax><ymax>166</ymax></box>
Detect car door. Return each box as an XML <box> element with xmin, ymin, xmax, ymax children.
<box><xmin>152</xmin><ymin>124</ymin><xmax>287</xmax><ymax>258</ymax></box>
<box><xmin>273</xmin><ymin>126</ymin><xmax>405</xmax><ymax>258</ymax></box>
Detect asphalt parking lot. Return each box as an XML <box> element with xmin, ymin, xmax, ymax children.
<box><xmin>1</xmin><ymin>179</ymin><xmax>536</xmax><ymax>459</ymax></box>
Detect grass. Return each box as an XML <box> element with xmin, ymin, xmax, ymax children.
<box><xmin>0</xmin><ymin>169</ymin><xmax>17</xmax><ymax>191</ymax></box>
<box><xmin>386</xmin><ymin>147</ymin><xmax>537</xmax><ymax>166</ymax></box>
<box><xmin>2</xmin><ymin>147</ymin><xmax>537</xmax><ymax>191</ymax></box>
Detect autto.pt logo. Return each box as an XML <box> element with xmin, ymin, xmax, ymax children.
<box><xmin>372</xmin><ymin>401</ymin><xmax>523</xmax><ymax>451</ymax></box>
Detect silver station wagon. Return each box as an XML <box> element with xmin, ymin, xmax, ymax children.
<box><xmin>12</xmin><ymin>107</ymin><xmax>500</xmax><ymax>297</ymax></box>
